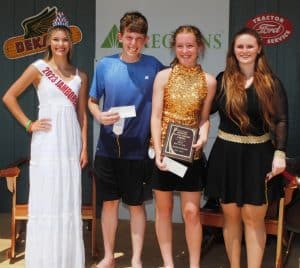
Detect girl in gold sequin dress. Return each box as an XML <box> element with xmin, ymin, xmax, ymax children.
<box><xmin>151</xmin><ymin>25</ymin><xmax>216</xmax><ymax>268</ymax></box>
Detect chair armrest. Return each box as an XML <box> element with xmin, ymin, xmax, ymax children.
<box><xmin>0</xmin><ymin>158</ymin><xmax>29</xmax><ymax>192</ymax></box>
<box><xmin>0</xmin><ymin>166</ymin><xmax>20</xmax><ymax>178</ymax></box>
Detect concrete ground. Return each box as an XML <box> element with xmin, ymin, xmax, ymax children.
<box><xmin>0</xmin><ymin>213</ymin><xmax>299</xmax><ymax>268</ymax></box>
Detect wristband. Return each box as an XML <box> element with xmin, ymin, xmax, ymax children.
<box><xmin>274</xmin><ymin>150</ymin><xmax>286</xmax><ymax>159</ymax></box>
<box><xmin>25</xmin><ymin>120</ymin><xmax>32</xmax><ymax>132</ymax></box>
<box><xmin>28</xmin><ymin>123</ymin><xmax>33</xmax><ymax>133</ymax></box>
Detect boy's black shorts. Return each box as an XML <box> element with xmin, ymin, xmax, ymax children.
<box><xmin>94</xmin><ymin>156</ymin><xmax>153</xmax><ymax>206</ymax></box>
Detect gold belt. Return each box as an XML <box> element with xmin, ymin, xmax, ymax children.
<box><xmin>218</xmin><ymin>129</ymin><xmax>270</xmax><ymax>144</ymax></box>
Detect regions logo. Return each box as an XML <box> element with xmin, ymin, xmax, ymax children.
<box><xmin>3</xmin><ymin>6</ymin><xmax>82</xmax><ymax>59</ymax></box>
<box><xmin>101</xmin><ymin>26</ymin><xmax>222</xmax><ymax>49</ymax></box>
<box><xmin>101</xmin><ymin>25</ymin><xmax>121</xmax><ymax>48</ymax></box>
<box><xmin>246</xmin><ymin>13</ymin><xmax>293</xmax><ymax>45</ymax></box>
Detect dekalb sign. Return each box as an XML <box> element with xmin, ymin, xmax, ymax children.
<box><xmin>3</xmin><ymin>7</ymin><xmax>82</xmax><ymax>59</ymax></box>
<box><xmin>246</xmin><ymin>13</ymin><xmax>293</xmax><ymax>45</ymax></box>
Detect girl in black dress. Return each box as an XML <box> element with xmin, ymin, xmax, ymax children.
<box><xmin>206</xmin><ymin>28</ymin><xmax>288</xmax><ymax>268</ymax></box>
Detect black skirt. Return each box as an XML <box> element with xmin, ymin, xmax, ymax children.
<box><xmin>151</xmin><ymin>157</ymin><xmax>207</xmax><ymax>192</ymax></box>
<box><xmin>205</xmin><ymin>138</ymin><xmax>284</xmax><ymax>206</ymax></box>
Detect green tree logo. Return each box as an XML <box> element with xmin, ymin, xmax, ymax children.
<box><xmin>101</xmin><ymin>25</ymin><xmax>122</xmax><ymax>48</ymax></box>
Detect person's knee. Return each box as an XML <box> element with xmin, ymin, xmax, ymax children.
<box><xmin>156</xmin><ymin>201</ymin><xmax>173</xmax><ymax>218</ymax></box>
<box><xmin>128</xmin><ymin>204</ymin><xmax>145</xmax><ymax>216</ymax></box>
<box><xmin>182</xmin><ymin>207</ymin><xmax>200</xmax><ymax>224</ymax></box>
<box><xmin>244</xmin><ymin>218</ymin><xmax>265</xmax><ymax>229</ymax></box>
<box><xmin>242</xmin><ymin>205</ymin><xmax>267</xmax><ymax>228</ymax></box>
<box><xmin>242</xmin><ymin>213</ymin><xmax>265</xmax><ymax>228</ymax></box>
<box><xmin>222</xmin><ymin>205</ymin><xmax>242</xmax><ymax>224</ymax></box>
<box><xmin>102</xmin><ymin>199</ymin><xmax>119</xmax><ymax>210</ymax></box>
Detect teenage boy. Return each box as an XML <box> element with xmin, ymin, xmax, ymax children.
<box><xmin>88</xmin><ymin>11</ymin><xmax>164</xmax><ymax>268</ymax></box>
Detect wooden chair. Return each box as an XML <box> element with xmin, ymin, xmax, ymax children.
<box><xmin>82</xmin><ymin>169</ymin><xmax>98</xmax><ymax>258</ymax></box>
<box><xmin>200</xmin><ymin>159</ymin><xmax>298</xmax><ymax>268</ymax></box>
<box><xmin>283</xmin><ymin>188</ymin><xmax>300</xmax><ymax>265</ymax></box>
<box><xmin>281</xmin><ymin>157</ymin><xmax>300</xmax><ymax>265</ymax></box>
<box><xmin>0</xmin><ymin>165</ymin><xmax>22</xmax><ymax>262</ymax></box>
<box><xmin>0</xmin><ymin>160</ymin><xmax>98</xmax><ymax>263</ymax></box>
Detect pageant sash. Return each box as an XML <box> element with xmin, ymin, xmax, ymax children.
<box><xmin>36</xmin><ymin>60</ymin><xmax>78</xmax><ymax>106</ymax></box>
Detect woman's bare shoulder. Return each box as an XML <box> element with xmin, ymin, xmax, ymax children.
<box><xmin>204</xmin><ymin>72</ymin><xmax>217</xmax><ymax>88</ymax></box>
<box><xmin>156</xmin><ymin>67</ymin><xmax>172</xmax><ymax>81</ymax></box>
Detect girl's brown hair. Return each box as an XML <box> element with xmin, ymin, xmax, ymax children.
<box><xmin>222</xmin><ymin>27</ymin><xmax>276</xmax><ymax>133</ymax></box>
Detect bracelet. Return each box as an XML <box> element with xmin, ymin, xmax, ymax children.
<box><xmin>28</xmin><ymin>123</ymin><xmax>33</xmax><ymax>133</ymax></box>
<box><xmin>274</xmin><ymin>150</ymin><xmax>286</xmax><ymax>159</ymax></box>
<box><xmin>25</xmin><ymin>120</ymin><xmax>32</xmax><ymax>132</ymax></box>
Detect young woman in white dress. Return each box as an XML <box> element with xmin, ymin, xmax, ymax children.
<box><xmin>2</xmin><ymin>12</ymin><xmax>88</xmax><ymax>268</ymax></box>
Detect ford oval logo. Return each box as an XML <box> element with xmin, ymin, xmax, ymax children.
<box><xmin>246</xmin><ymin>13</ymin><xmax>293</xmax><ymax>45</ymax></box>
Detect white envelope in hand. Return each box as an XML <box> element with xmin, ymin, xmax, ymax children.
<box><xmin>163</xmin><ymin>156</ymin><xmax>188</xmax><ymax>178</ymax></box>
<box><xmin>109</xmin><ymin>105</ymin><xmax>136</xmax><ymax>118</ymax></box>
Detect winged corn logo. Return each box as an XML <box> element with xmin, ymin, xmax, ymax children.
<box><xmin>3</xmin><ymin>6</ymin><xmax>82</xmax><ymax>59</ymax></box>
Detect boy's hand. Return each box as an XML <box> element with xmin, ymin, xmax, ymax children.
<box><xmin>97</xmin><ymin>111</ymin><xmax>120</xmax><ymax>125</ymax></box>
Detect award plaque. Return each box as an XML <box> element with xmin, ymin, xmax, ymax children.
<box><xmin>163</xmin><ymin>123</ymin><xmax>198</xmax><ymax>163</ymax></box>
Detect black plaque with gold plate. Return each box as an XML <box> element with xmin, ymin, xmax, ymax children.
<box><xmin>162</xmin><ymin>123</ymin><xmax>198</xmax><ymax>163</ymax></box>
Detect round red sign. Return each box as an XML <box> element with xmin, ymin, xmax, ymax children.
<box><xmin>246</xmin><ymin>13</ymin><xmax>293</xmax><ymax>45</ymax></box>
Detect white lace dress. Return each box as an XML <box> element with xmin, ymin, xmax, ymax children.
<box><xmin>25</xmin><ymin>59</ymin><xmax>84</xmax><ymax>267</ymax></box>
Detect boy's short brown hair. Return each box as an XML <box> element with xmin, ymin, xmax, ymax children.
<box><xmin>119</xmin><ymin>11</ymin><xmax>148</xmax><ymax>35</ymax></box>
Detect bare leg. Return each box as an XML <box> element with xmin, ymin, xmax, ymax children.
<box><xmin>96</xmin><ymin>200</ymin><xmax>119</xmax><ymax>268</ymax></box>
<box><xmin>154</xmin><ymin>190</ymin><xmax>174</xmax><ymax>268</ymax></box>
<box><xmin>129</xmin><ymin>204</ymin><xmax>146</xmax><ymax>268</ymax></box>
<box><xmin>221</xmin><ymin>203</ymin><xmax>242</xmax><ymax>268</ymax></box>
<box><xmin>181</xmin><ymin>192</ymin><xmax>202</xmax><ymax>268</ymax></box>
<box><xmin>242</xmin><ymin>204</ymin><xmax>267</xmax><ymax>268</ymax></box>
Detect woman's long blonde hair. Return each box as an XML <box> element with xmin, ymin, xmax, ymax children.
<box><xmin>222</xmin><ymin>27</ymin><xmax>276</xmax><ymax>133</ymax></box>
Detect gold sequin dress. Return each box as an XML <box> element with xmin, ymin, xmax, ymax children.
<box><xmin>161</xmin><ymin>63</ymin><xmax>207</xmax><ymax>160</ymax></box>
<box><xmin>151</xmin><ymin>63</ymin><xmax>208</xmax><ymax>191</ymax></box>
